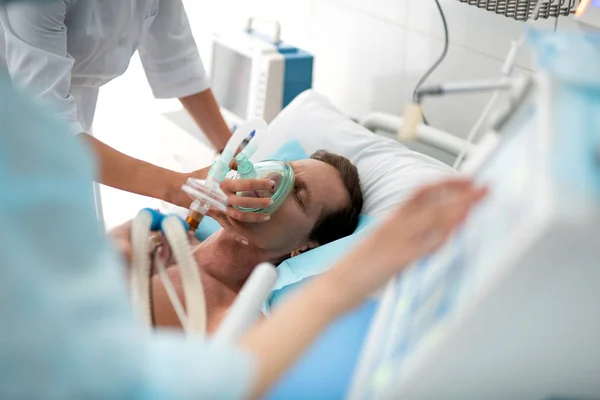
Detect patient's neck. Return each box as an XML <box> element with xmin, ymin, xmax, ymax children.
<box><xmin>188</xmin><ymin>230</ymin><xmax>283</xmax><ymax>333</ymax></box>
<box><xmin>195</xmin><ymin>230</ymin><xmax>279</xmax><ymax>293</ymax></box>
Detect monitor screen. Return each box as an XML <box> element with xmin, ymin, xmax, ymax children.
<box><xmin>211</xmin><ymin>41</ymin><xmax>252</xmax><ymax>119</ymax></box>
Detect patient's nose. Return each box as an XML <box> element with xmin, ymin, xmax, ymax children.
<box><xmin>242</xmin><ymin>172</ymin><xmax>281</xmax><ymax>200</ymax></box>
<box><xmin>265</xmin><ymin>172</ymin><xmax>282</xmax><ymax>195</ymax></box>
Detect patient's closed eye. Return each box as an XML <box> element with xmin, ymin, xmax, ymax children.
<box><xmin>293</xmin><ymin>185</ymin><xmax>307</xmax><ymax>212</ymax></box>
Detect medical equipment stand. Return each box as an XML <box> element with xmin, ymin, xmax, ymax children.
<box><xmin>362</xmin><ymin>76</ymin><xmax>530</xmax><ymax>167</ymax></box>
<box><xmin>360</xmin><ymin>111</ymin><xmax>473</xmax><ymax>160</ymax></box>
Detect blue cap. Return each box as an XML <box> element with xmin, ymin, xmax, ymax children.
<box><xmin>141</xmin><ymin>208</ymin><xmax>190</xmax><ymax>232</ymax></box>
<box><xmin>142</xmin><ymin>208</ymin><xmax>164</xmax><ymax>231</ymax></box>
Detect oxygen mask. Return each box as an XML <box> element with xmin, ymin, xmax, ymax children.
<box><xmin>232</xmin><ymin>160</ymin><xmax>295</xmax><ymax>215</ymax></box>
<box><xmin>181</xmin><ymin>118</ymin><xmax>294</xmax><ymax>232</ymax></box>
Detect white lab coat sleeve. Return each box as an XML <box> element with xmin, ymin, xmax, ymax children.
<box><xmin>143</xmin><ymin>334</ymin><xmax>257</xmax><ymax>400</ymax></box>
<box><xmin>138</xmin><ymin>0</ymin><xmax>211</xmax><ymax>99</ymax></box>
<box><xmin>0</xmin><ymin>1</ymin><xmax>84</xmax><ymax>136</ymax></box>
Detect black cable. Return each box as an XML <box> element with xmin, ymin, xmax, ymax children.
<box><xmin>412</xmin><ymin>0</ymin><xmax>449</xmax><ymax>125</ymax></box>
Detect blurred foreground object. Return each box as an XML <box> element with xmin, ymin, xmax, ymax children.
<box><xmin>350</xmin><ymin>30</ymin><xmax>600</xmax><ymax>400</ymax></box>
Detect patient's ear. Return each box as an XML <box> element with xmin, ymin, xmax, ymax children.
<box><xmin>290</xmin><ymin>241</ymin><xmax>319</xmax><ymax>258</ymax></box>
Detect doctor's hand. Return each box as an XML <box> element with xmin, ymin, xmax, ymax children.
<box><xmin>168</xmin><ymin>160</ymin><xmax>239</xmax><ymax>208</ymax></box>
<box><xmin>240</xmin><ymin>179</ymin><xmax>488</xmax><ymax>399</ymax></box>
<box><xmin>207</xmin><ymin>177</ymin><xmax>275</xmax><ymax>230</ymax></box>
<box><xmin>324</xmin><ymin>179</ymin><xmax>488</xmax><ymax>312</ymax></box>
<box><xmin>372</xmin><ymin>179</ymin><xmax>488</xmax><ymax>267</ymax></box>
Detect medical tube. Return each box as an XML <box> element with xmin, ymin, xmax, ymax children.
<box><xmin>233</xmin><ymin>122</ymin><xmax>267</xmax><ymax>180</ymax></box>
<box><xmin>186</xmin><ymin>211</ymin><xmax>202</xmax><ymax>232</ymax></box>
<box><xmin>209</xmin><ymin>118</ymin><xmax>268</xmax><ymax>182</ymax></box>
<box><xmin>181</xmin><ymin>178</ymin><xmax>227</xmax><ymax>233</ymax></box>
<box><xmin>162</xmin><ymin>215</ymin><xmax>207</xmax><ymax>336</ymax></box>
<box><xmin>130</xmin><ymin>210</ymin><xmax>154</xmax><ymax>327</ymax></box>
<box><xmin>186</xmin><ymin>199</ymin><xmax>210</xmax><ymax>232</ymax></box>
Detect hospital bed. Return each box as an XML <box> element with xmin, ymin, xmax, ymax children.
<box><xmin>261</xmin><ymin>40</ymin><xmax>600</xmax><ymax>399</ymax></box>
<box><xmin>138</xmin><ymin>88</ymin><xmax>457</xmax><ymax>340</ymax></box>
<box><xmin>136</xmin><ymin>86</ymin><xmax>460</xmax><ymax>333</ymax></box>
<box><xmin>360</xmin><ymin>112</ymin><xmax>472</xmax><ymax>167</ymax></box>
<box><xmin>260</xmin><ymin>35</ymin><xmax>600</xmax><ymax>398</ymax></box>
<box><xmin>251</xmin><ymin>91</ymin><xmax>461</xmax><ymax>399</ymax></box>
<box><xmin>147</xmin><ymin>40</ymin><xmax>599</xmax><ymax>397</ymax></box>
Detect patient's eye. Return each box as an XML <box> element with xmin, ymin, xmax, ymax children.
<box><xmin>293</xmin><ymin>185</ymin><xmax>307</xmax><ymax>213</ymax></box>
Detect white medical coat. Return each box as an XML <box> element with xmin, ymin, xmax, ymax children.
<box><xmin>0</xmin><ymin>0</ymin><xmax>209</xmax><ymax>135</ymax></box>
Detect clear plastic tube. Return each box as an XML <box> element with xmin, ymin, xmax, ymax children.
<box><xmin>209</xmin><ymin>118</ymin><xmax>268</xmax><ymax>182</ymax></box>
<box><xmin>154</xmin><ymin>251</ymin><xmax>188</xmax><ymax>331</ymax></box>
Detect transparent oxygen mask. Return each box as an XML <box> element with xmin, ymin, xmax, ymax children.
<box><xmin>232</xmin><ymin>160</ymin><xmax>295</xmax><ymax>215</ymax></box>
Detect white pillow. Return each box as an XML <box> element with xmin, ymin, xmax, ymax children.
<box><xmin>253</xmin><ymin>90</ymin><xmax>455</xmax><ymax>217</ymax></box>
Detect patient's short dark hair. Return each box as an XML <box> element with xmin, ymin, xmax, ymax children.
<box><xmin>308</xmin><ymin>150</ymin><xmax>363</xmax><ymax>246</ymax></box>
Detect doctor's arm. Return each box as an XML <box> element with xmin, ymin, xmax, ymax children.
<box><xmin>139</xmin><ymin>0</ymin><xmax>232</xmax><ymax>152</ymax></box>
<box><xmin>240</xmin><ymin>180</ymin><xmax>488</xmax><ymax>398</ymax></box>
<box><xmin>0</xmin><ymin>2</ymin><xmax>207</xmax><ymax>209</ymax></box>
<box><xmin>179</xmin><ymin>89</ymin><xmax>232</xmax><ymax>153</ymax></box>
<box><xmin>82</xmin><ymin>135</ymin><xmax>200</xmax><ymax>208</ymax></box>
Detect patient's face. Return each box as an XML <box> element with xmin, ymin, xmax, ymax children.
<box><xmin>232</xmin><ymin>159</ymin><xmax>350</xmax><ymax>254</ymax></box>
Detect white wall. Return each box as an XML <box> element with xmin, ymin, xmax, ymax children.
<box><xmin>93</xmin><ymin>1</ymin><xmax>598</xmax><ymax>227</ymax></box>
<box><xmin>184</xmin><ymin>1</ymin><xmax>597</xmax><ymax>138</ymax></box>
<box><xmin>180</xmin><ymin>1</ymin><xmax>508</xmax><ymax>137</ymax></box>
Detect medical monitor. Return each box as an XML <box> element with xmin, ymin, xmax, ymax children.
<box><xmin>349</xmin><ymin>76</ymin><xmax>600</xmax><ymax>399</ymax></box>
<box><xmin>211</xmin><ymin>41</ymin><xmax>253</xmax><ymax>121</ymax></box>
<box><xmin>210</xmin><ymin>29</ymin><xmax>313</xmax><ymax>129</ymax></box>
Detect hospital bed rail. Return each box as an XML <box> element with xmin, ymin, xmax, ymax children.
<box><xmin>361</xmin><ymin>112</ymin><xmax>473</xmax><ymax>162</ymax></box>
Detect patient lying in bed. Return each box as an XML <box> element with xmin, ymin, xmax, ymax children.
<box><xmin>151</xmin><ymin>150</ymin><xmax>364</xmax><ymax>333</ymax></box>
